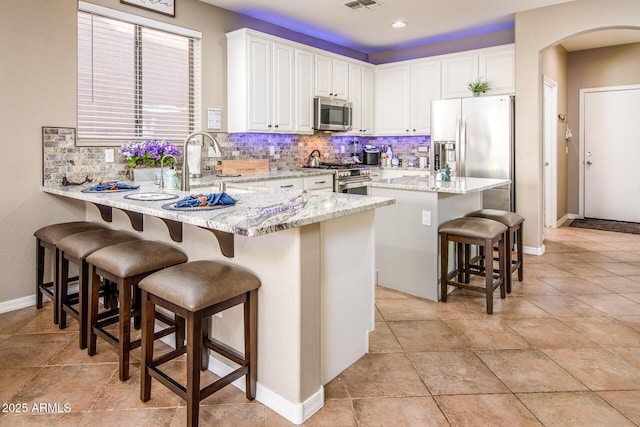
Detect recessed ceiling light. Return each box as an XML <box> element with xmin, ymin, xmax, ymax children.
<box><xmin>392</xmin><ymin>21</ymin><xmax>407</xmax><ymax>29</ymax></box>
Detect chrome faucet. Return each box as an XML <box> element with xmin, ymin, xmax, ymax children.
<box><xmin>159</xmin><ymin>154</ymin><xmax>177</xmax><ymax>189</ymax></box>
<box><xmin>181</xmin><ymin>131</ymin><xmax>222</xmax><ymax>191</ymax></box>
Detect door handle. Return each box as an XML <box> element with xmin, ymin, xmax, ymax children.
<box><xmin>586</xmin><ymin>160</ymin><xmax>593</xmax><ymax>165</ymax></box>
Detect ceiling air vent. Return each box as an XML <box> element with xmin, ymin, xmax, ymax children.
<box><xmin>345</xmin><ymin>0</ymin><xmax>383</xmax><ymax>10</ymax></box>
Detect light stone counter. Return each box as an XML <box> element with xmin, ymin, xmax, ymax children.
<box><xmin>41</xmin><ymin>180</ymin><xmax>393</xmax><ymax>424</ymax></box>
<box><xmin>368</xmin><ymin>175</ymin><xmax>511</xmax><ymax>193</ymax></box>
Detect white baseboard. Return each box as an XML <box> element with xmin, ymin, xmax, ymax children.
<box><xmin>0</xmin><ymin>295</ymin><xmax>37</xmax><ymax>314</ymax></box>
<box><xmin>556</xmin><ymin>214</ymin><xmax>570</xmax><ymax>227</ymax></box>
<box><xmin>568</xmin><ymin>213</ymin><xmax>583</xmax><ymax>220</ymax></box>
<box><xmin>159</xmin><ymin>336</ymin><xmax>324</xmax><ymax>425</ymax></box>
<box><xmin>523</xmin><ymin>245</ymin><xmax>545</xmax><ymax>256</ymax></box>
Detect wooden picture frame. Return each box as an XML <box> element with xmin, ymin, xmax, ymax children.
<box><xmin>120</xmin><ymin>0</ymin><xmax>175</xmax><ymax>17</ymax></box>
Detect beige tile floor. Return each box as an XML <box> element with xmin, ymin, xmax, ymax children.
<box><xmin>1</xmin><ymin>224</ymin><xmax>640</xmax><ymax>426</ymax></box>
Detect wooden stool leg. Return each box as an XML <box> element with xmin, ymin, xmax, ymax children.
<box><xmin>78</xmin><ymin>260</ymin><xmax>90</xmax><ymax>349</ymax></box>
<box><xmin>484</xmin><ymin>240</ymin><xmax>493</xmax><ymax>315</ymax></box>
<box><xmin>53</xmin><ymin>248</ymin><xmax>60</xmax><ymax>325</ymax></box>
<box><xmin>186</xmin><ymin>311</ymin><xmax>203</xmax><ymax>427</ymax></box>
<box><xmin>88</xmin><ymin>266</ymin><xmax>100</xmax><ymax>356</ymax></box>
<box><xmin>140</xmin><ymin>290</ymin><xmax>155</xmax><ymax>402</ymax></box>
<box><xmin>246</xmin><ymin>289</ymin><xmax>258</xmax><ymax>400</ymax></box>
<box><xmin>440</xmin><ymin>233</ymin><xmax>448</xmax><ymax>302</ymax></box>
<box><xmin>36</xmin><ymin>240</ymin><xmax>45</xmax><ymax>309</ymax></box>
<box><xmin>463</xmin><ymin>243</ymin><xmax>471</xmax><ymax>283</ymax></box>
<box><xmin>498</xmin><ymin>237</ymin><xmax>507</xmax><ymax>299</ymax></box>
<box><xmin>456</xmin><ymin>242</ymin><xmax>463</xmax><ymax>283</ymax></box>
<box><xmin>175</xmin><ymin>314</ymin><xmax>185</xmax><ymax>350</ymax></box>
<box><xmin>201</xmin><ymin>320</ymin><xmax>210</xmax><ymax>371</ymax></box>
<box><xmin>517</xmin><ymin>225</ymin><xmax>524</xmax><ymax>281</ymax></box>
<box><xmin>504</xmin><ymin>230</ymin><xmax>512</xmax><ymax>294</ymax></box>
<box><xmin>58</xmin><ymin>254</ymin><xmax>69</xmax><ymax>330</ymax></box>
<box><xmin>118</xmin><ymin>278</ymin><xmax>133</xmax><ymax>381</ymax></box>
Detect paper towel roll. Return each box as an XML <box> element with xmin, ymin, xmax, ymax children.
<box><xmin>187</xmin><ymin>145</ymin><xmax>201</xmax><ymax>176</ymax></box>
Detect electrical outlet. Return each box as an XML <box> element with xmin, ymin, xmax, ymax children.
<box><xmin>422</xmin><ymin>210</ymin><xmax>431</xmax><ymax>226</ymax></box>
<box><xmin>341</xmin><ymin>146</ymin><xmax>345</xmax><ymax>153</ymax></box>
<box><xmin>269</xmin><ymin>146</ymin><xmax>275</xmax><ymax>156</ymax></box>
<box><xmin>232</xmin><ymin>150</ymin><xmax>240</xmax><ymax>156</ymax></box>
<box><xmin>105</xmin><ymin>149</ymin><xmax>114</xmax><ymax>163</ymax></box>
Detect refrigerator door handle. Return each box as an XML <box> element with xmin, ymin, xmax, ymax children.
<box><xmin>458</xmin><ymin>114</ymin><xmax>466</xmax><ymax>176</ymax></box>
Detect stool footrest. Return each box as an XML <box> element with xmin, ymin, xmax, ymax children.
<box><xmin>201</xmin><ymin>366</ymin><xmax>249</xmax><ymax>401</ymax></box>
<box><xmin>205</xmin><ymin>337</ymin><xmax>245</xmax><ymax>366</ymax></box>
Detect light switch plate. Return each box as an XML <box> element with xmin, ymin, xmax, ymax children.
<box><xmin>422</xmin><ymin>210</ymin><xmax>431</xmax><ymax>226</ymax></box>
<box><xmin>105</xmin><ymin>149</ymin><xmax>114</xmax><ymax>163</ymax></box>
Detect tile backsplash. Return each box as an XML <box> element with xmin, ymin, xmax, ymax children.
<box><xmin>42</xmin><ymin>128</ymin><xmax>430</xmax><ymax>186</ymax></box>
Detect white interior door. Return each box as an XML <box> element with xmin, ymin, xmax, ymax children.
<box><xmin>583</xmin><ymin>86</ymin><xmax>640</xmax><ymax>222</ymax></box>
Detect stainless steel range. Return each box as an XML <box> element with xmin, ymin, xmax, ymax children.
<box><xmin>303</xmin><ymin>163</ymin><xmax>372</xmax><ymax>195</ymax></box>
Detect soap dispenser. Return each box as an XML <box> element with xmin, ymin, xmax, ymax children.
<box><xmin>164</xmin><ymin>166</ymin><xmax>179</xmax><ymax>189</ymax></box>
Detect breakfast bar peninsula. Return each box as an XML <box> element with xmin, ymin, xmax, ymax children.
<box><xmin>42</xmin><ymin>180</ymin><xmax>393</xmax><ymax>424</ymax></box>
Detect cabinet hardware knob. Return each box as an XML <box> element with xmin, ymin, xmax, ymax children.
<box><xmin>275</xmin><ymin>125</ymin><xmax>279</xmax><ymax>128</ymax></box>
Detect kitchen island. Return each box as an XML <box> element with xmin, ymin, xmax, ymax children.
<box><xmin>41</xmin><ymin>181</ymin><xmax>394</xmax><ymax>424</ymax></box>
<box><xmin>368</xmin><ymin>175</ymin><xmax>511</xmax><ymax>301</ymax></box>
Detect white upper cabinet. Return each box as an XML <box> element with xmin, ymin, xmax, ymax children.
<box><xmin>375</xmin><ymin>64</ymin><xmax>411</xmax><ymax>135</ymax></box>
<box><xmin>410</xmin><ymin>60</ymin><xmax>441</xmax><ymax>135</ymax></box>
<box><xmin>375</xmin><ymin>58</ymin><xmax>440</xmax><ymax>136</ymax></box>
<box><xmin>441</xmin><ymin>55</ymin><xmax>479</xmax><ymax>99</ymax></box>
<box><xmin>295</xmin><ymin>49</ymin><xmax>315</xmax><ymax>134</ymax></box>
<box><xmin>315</xmin><ymin>54</ymin><xmax>349</xmax><ymax>99</ymax></box>
<box><xmin>227</xmin><ymin>29</ymin><xmax>294</xmax><ymax>133</ymax></box>
<box><xmin>348</xmin><ymin>63</ymin><xmax>374</xmax><ymax>135</ymax></box>
<box><xmin>441</xmin><ymin>44</ymin><xmax>515</xmax><ymax>98</ymax></box>
<box><xmin>479</xmin><ymin>45</ymin><xmax>515</xmax><ymax>96</ymax></box>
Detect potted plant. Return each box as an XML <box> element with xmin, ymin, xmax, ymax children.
<box><xmin>467</xmin><ymin>78</ymin><xmax>491</xmax><ymax>96</ymax></box>
<box><xmin>120</xmin><ymin>139</ymin><xmax>182</xmax><ymax>181</ymax></box>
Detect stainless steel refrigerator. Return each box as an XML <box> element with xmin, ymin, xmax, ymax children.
<box><xmin>430</xmin><ymin>94</ymin><xmax>515</xmax><ymax>211</ymax></box>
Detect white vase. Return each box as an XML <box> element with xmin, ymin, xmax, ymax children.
<box><xmin>132</xmin><ymin>167</ymin><xmax>161</xmax><ymax>182</ymax></box>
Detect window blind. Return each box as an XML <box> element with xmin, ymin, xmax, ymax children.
<box><xmin>77</xmin><ymin>10</ymin><xmax>201</xmax><ymax>144</ymax></box>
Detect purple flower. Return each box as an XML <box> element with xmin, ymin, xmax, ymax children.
<box><xmin>120</xmin><ymin>139</ymin><xmax>182</xmax><ymax>168</ymax></box>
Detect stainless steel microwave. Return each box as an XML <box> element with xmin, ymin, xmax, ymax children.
<box><xmin>313</xmin><ymin>96</ymin><xmax>352</xmax><ymax>132</ymax></box>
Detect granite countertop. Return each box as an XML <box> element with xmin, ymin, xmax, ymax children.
<box><xmin>41</xmin><ymin>181</ymin><xmax>394</xmax><ymax>237</ymax></box>
<box><xmin>368</xmin><ymin>175</ymin><xmax>511</xmax><ymax>194</ymax></box>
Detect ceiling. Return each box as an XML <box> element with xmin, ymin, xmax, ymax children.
<box><xmin>200</xmin><ymin>0</ymin><xmax>640</xmax><ymax>55</ymax></box>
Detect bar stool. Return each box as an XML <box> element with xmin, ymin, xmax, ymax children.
<box><xmin>34</xmin><ymin>221</ymin><xmax>107</xmax><ymax>324</ymax></box>
<box><xmin>56</xmin><ymin>229</ymin><xmax>141</xmax><ymax>349</ymax></box>
<box><xmin>466</xmin><ymin>209</ymin><xmax>524</xmax><ymax>293</ymax></box>
<box><xmin>439</xmin><ymin>217</ymin><xmax>508</xmax><ymax>314</ymax></box>
<box><xmin>86</xmin><ymin>240</ymin><xmax>188</xmax><ymax>380</ymax></box>
<box><xmin>138</xmin><ymin>260</ymin><xmax>260</xmax><ymax>427</ymax></box>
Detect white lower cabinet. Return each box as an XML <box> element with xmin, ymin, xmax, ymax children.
<box><xmin>242</xmin><ymin>174</ymin><xmax>334</xmax><ymax>192</ymax></box>
<box><xmin>304</xmin><ymin>175</ymin><xmax>334</xmax><ymax>192</ymax></box>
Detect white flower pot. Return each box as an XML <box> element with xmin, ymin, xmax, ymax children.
<box><xmin>132</xmin><ymin>167</ymin><xmax>161</xmax><ymax>182</ymax></box>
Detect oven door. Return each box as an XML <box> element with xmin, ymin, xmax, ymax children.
<box><xmin>337</xmin><ymin>176</ymin><xmax>371</xmax><ymax>195</ymax></box>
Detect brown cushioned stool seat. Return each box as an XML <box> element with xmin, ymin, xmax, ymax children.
<box><xmin>466</xmin><ymin>209</ymin><xmax>524</xmax><ymax>293</ymax></box>
<box><xmin>439</xmin><ymin>217</ymin><xmax>508</xmax><ymax>314</ymax></box>
<box><xmin>56</xmin><ymin>229</ymin><xmax>141</xmax><ymax>349</ymax></box>
<box><xmin>34</xmin><ymin>221</ymin><xmax>107</xmax><ymax>324</ymax></box>
<box><xmin>86</xmin><ymin>240</ymin><xmax>188</xmax><ymax>380</ymax></box>
<box><xmin>138</xmin><ymin>260</ymin><xmax>261</xmax><ymax>427</ymax></box>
